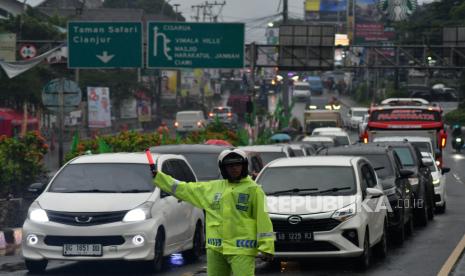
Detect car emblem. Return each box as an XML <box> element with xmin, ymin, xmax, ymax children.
<box><xmin>75</xmin><ymin>216</ymin><xmax>93</xmax><ymax>223</ymax></box>
<box><xmin>288</xmin><ymin>215</ymin><xmax>302</xmax><ymax>225</ymax></box>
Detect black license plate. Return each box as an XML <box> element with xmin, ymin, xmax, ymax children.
<box><xmin>276</xmin><ymin>232</ymin><xmax>313</xmax><ymax>242</ymax></box>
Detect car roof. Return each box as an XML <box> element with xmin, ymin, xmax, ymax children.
<box><xmin>150</xmin><ymin>144</ymin><xmax>228</xmax><ymax>153</ymax></box>
<box><xmin>323</xmin><ymin>144</ymin><xmax>391</xmax><ymax>155</ymax></box>
<box><xmin>70</xmin><ymin>152</ymin><xmax>167</xmax><ymax>164</ymax></box>
<box><xmin>302</xmin><ymin>136</ymin><xmax>335</xmax><ymax>142</ymax></box>
<box><xmin>421</xmin><ymin>151</ymin><xmax>433</xmax><ymax>159</ymax></box>
<box><xmin>350</xmin><ymin>107</ymin><xmax>369</xmax><ymax>111</ymax></box>
<box><xmin>373</xmin><ymin>136</ymin><xmax>432</xmax><ymax>143</ymax></box>
<box><xmin>239</xmin><ymin>145</ymin><xmax>288</xmax><ymax>152</ymax></box>
<box><xmin>315</xmin><ymin>132</ymin><xmax>348</xmax><ymax>137</ymax></box>
<box><xmin>176</xmin><ymin>110</ymin><xmax>203</xmax><ymax>114</ymax></box>
<box><xmin>294</xmin><ymin>81</ymin><xmax>309</xmax><ymax>85</ymax></box>
<box><xmin>312</xmin><ymin>127</ymin><xmax>344</xmax><ymax>133</ymax></box>
<box><xmin>266</xmin><ymin>156</ymin><xmax>359</xmax><ymax>167</ymax></box>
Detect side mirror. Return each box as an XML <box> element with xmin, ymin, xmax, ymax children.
<box><xmin>28</xmin><ymin>183</ymin><xmax>46</xmax><ymax>194</ymax></box>
<box><xmin>366</xmin><ymin>188</ymin><xmax>384</xmax><ymax>198</ymax></box>
<box><xmin>399</xmin><ymin>169</ymin><xmax>415</xmax><ymax>178</ymax></box>
<box><xmin>442</xmin><ymin>167</ymin><xmax>451</xmax><ymax>174</ymax></box>
<box><xmin>422</xmin><ymin>158</ymin><xmax>434</xmax><ymax>167</ymax></box>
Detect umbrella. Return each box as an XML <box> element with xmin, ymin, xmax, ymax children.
<box><xmin>270</xmin><ymin>133</ymin><xmax>291</xmax><ymax>142</ymax></box>
<box><xmin>204</xmin><ymin>139</ymin><xmax>232</xmax><ymax>146</ymax></box>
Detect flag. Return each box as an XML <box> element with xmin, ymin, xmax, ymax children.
<box><xmin>70</xmin><ymin>130</ymin><xmax>79</xmax><ymax>152</ymax></box>
<box><xmin>161</xmin><ymin>132</ymin><xmax>167</xmax><ymax>145</ymax></box>
<box><xmin>98</xmin><ymin>137</ymin><xmax>112</xmax><ymax>153</ymax></box>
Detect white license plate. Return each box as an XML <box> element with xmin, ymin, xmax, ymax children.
<box><xmin>63</xmin><ymin>244</ymin><xmax>102</xmax><ymax>256</ymax></box>
<box><xmin>276</xmin><ymin>232</ymin><xmax>313</xmax><ymax>242</ymax></box>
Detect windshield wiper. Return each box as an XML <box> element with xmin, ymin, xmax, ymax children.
<box><xmin>312</xmin><ymin>186</ymin><xmax>352</xmax><ymax>195</ymax></box>
<box><xmin>63</xmin><ymin>189</ymin><xmax>119</xmax><ymax>193</ymax></box>
<box><xmin>119</xmin><ymin>189</ymin><xmax>152</xmax><ymax>193</ymax></box>
<box><xmin>267</xmin><ymin>188</ymin><xmax>318</xmax><ymax>196</ymax></box>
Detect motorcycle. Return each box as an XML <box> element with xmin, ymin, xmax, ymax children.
<box><xmin>452</xmin><ymin>136</ymin><xmax>464</xmax><ymax>153</ymax></box>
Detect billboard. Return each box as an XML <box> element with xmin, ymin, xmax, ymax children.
<box><xmin>87</xmin><ymin>87</ymin><xmax>111</xmax><ymax>128</ymax></box>
<box><xmin>354</xmin><ymin>0</ymin><xmax>395</xmax><ymax>44</ymax></box>
<box><xmin>305</xmin><ymin>0</ymin><xmax>347</xmax><ymax>22</ymax></box>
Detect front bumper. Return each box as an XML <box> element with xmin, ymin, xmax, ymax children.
<box><xmin>271</xmin><ymin>214</ymin><xmax>366</xmax><ymax>258</ymax></box>
<box><xmin>22</xmin><ymin>218</ymin><xmax>158</xmax><ymax>261</ymax></box>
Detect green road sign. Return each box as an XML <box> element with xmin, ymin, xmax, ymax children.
<box><xmin>147</xmin><ymin>22</ymin><xmax>245</xmax><ymax>69</ymax></box>
<box><xmin>68</xmin><ymin>22</ymin><xmax>142</xmax><ymax>68</ymax></box>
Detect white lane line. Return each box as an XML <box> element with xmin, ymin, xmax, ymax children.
<box><xmin>438</xmin><ymin>233</ymin><xmax>465</xmax><ymax>276</ymax></box>
<box><xmin>453</xmin><ymin>173</ymin><xmax>464</xmax><ymax>185</ymax></box>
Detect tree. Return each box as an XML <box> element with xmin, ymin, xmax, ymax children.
<box><xmin>103</xmin><ymin>0</ymin><xmax>183</xmax><ymax>20</ymax></box>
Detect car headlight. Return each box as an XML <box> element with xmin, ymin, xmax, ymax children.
<box><xmin>433</xmin><ymin>179</ymin><xmax>440</xmax><ymax>186</ymax></box>
<box><xmin>123</xmin><ymin>202</ymin><xmax>153</xmax><ymax>222</ymax></box>
<box><xmin>408</xmin><ymin>177</ymin><xmax>419</xmax><ymax>186</ymax></box>
<box><xmin>456</xmin><ymin>137</ymin><xmax>462</xmax><ymax>142</ymax></box>
<box><xmin>28</xmin><ymin>202</ymin><xmax>49</xmax><ymax>223</ymax></box>
<box><xmin>332</xmin><ymin>203</ymin><xmax>356</xmax><ymax>222</ymax></box>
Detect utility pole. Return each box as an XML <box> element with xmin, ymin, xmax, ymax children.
<box><xmin>191</xmin><ymin>4</ymin><xmax>203</xmax><ymax>22</ymax></box>
<box><xmin>173</xmin><ymin>4</ymin><xmax>180</xmax><ymax>21</ymax></box>
<box><xmin>282</xmin><ymin>0</ymin><xmax>290</xmax><ymax>121</ymax></box>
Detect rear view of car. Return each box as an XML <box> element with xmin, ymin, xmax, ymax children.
<box><xmin>292</xmin><ymin>82</ymin><xmax>311</xmax><ymax>101</ymax></box>
<box><xmin>175</xmin><ymin>111</ymin><xmax>206</xmax><ymax>133</ymax></box>
<box><xmin>208</xmin><ymin>106</ymin><xmax>237</xmax><ymax>126</ymax></box>
<box><xmin>307</xmin><ymin>76</ymin><xmax>323</xmax><ymax>95</ymax></box>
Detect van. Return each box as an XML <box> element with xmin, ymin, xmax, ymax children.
<box><xmin>175</xmin><ymin>111</ymin><xmax>206</xmax><ymax>133</ymax></box>
<box><xmin>292</xmin><ymin>82</ymin><xmax>311</xmax><ymax>101</ymax></box>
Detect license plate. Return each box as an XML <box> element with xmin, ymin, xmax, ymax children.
<box><xmin>63</xmin><ymin>244</ymin><xmax>102</xmax><ymax>256</ymax></box>
<box><xmin>184</xmin><ymin>125</ymin><xmax>193</xmax><ymax>128</ymax></box>
<box><xmin>276</xmin><ymin>232</ymin><xmax>313</xmax><ymax>242</ymax></box>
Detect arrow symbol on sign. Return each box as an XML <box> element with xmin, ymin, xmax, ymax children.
<box><xmin>96</xmin><ymin>51</ymin><xmax>115</xmax><ymax>63</ymax></box>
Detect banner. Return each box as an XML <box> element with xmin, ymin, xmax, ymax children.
<box><xmin>87</xmin><ymin>87</ymin><xmax>111</xmax><ymax>128</ymax></box>
<box><xmin>120</xmin><ymin>98</ymin><xmax>137</xmax><ymax>119</ymax></box>
<box><xmin>161</xmin><ymin>70</ymin><xmax>178</xmax><ymax>95</ymax></box>
<box><xmin>0</xmin><ymin>33</ymin><xmax>16</xmax><ymax>62</ymax></box>
<box><xmin>354</xmin><ymin>0</ymin><xmax>395</xmax><ymax>44</ymax></box>
<box><xmin>137</xmin><ymin>99</ymin><xmax>151</xmax><ymax>122</ymax></box>
<box><xmin>305</xmin><ymin>0</ymin><xmax>320</xmax><ymax>11</ymax></box>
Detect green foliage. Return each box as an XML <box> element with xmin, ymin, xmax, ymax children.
<box><xmin>0</xmin><ymin>132</ymin><xmax>48</xmax><ymax>197</ymax></box>
<box><xmin>444</xmin><ymin>109</ymin><xmax>465</xmax><ymax>125</ymax></box>
<box><xmin>103</xmin><ymin>0</ymin><xmax>182</xmax><ymax>19</ymax></box>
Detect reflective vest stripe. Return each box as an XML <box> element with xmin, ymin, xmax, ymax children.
<box><xmin>207</xmin><ymin>238</ymin><xmax>222</xmax><ymax>246</ymax></box>
<box><xmin>236</xmin><ymin>240</ymin><xmax>257</xmax><ymax>248</ymax></box>
<box><xmin>258</xmin><ymin>232</ymin><xmax>276</xmax><ymax>239</ymax></box>
<box><xmin>171</xmin><ymin>179</ymin><xmax>180</xmax><ymax>194</ymax></box>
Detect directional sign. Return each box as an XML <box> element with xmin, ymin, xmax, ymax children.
<box><xmin>147</xmin><ymin>22</ymin><xmax>245</xmax><ymax>69</ymax></box>
<box><xmin>42</xmin><ymin>78</ymin><xmax>82</xmax><ymax>112</ymax></box>
<box><xmin>68</xmin><ymin>21</ymin><xmax>142</xmax><ymax>68</ymax></box>
<box><xmin>19</xmin><ymin>44</ymin><xmax>37</xmax><ymax>59</ymax></box>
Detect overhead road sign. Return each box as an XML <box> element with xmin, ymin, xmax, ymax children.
<box><xmin>68</xmin><ymin>21</ymin><xmax>142</xmax><ymax>68</ymax></box>
<box><xmin>147</xmin><ymin>22</ymin><xmax>245</xmax><ymax>69</ymax></box>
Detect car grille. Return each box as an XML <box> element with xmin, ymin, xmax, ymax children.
<box><xmin>272</xmin><ymin>218</ymin><xmax>341</xmax><ymax>232</ymax></box>
<box><xmin>275</xmin><ymin>241</ymin><xmax>340</xmax><ymax>252</ymax></box>
<box><xmin>44</xmin><ymin>236</ymin><xmax>125</xmax><ymax>246</ymax></box>
<box><xmin>46</xmin><ymin>210</ymin><xmax>127</xmax><ymax>226</ymax></box>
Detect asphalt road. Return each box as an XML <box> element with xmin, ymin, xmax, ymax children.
<box><xmin>2</xmin><ymin>92</ymin><xmax>465</xmax><ymax>276</ymax></box>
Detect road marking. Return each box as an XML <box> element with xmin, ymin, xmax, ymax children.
<box><xmin>453</xmin><ymin>173</ymin><xmax>464</xmax><ymax>185</ymax></box>
<box><xmin>438</xmin><ymin>233</ymin><xmax>465</xmax><ymax>276</ymax></box>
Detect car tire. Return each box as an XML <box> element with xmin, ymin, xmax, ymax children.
<box><xmin>436</xmin><ymin>202</ymin><xmax>446</xmax><ymax>214</ymax></box>
<box><xmin>427</xmin><ymin>186</ymin><xmax>435</xmax><ymax>220</ymax></box>
<box><xmin>414</xmin><ymin>192</ymin><xmax>428</xmax><ymax>227</ymax></box>
<box><xmin>375</xmin><ymin>220</ymin><xmax>388</xmax><ymax>259</ymax></box>
<box><xmin>392</xmin><ymin>217</ymin><xmax>405</xmax><ymax>245</ymax></box>
<box><xmin>25</xmin><ymin>259</ymin><xmax>48</xmax><ymax>273</ymax></box>
<box><xmin>356</xmin><ymin>229</ymin><xmax>371</xmax><ymax>270</ymax></box>
<box><xmin>146</xmin><ymin>229</ymin><xmax>165</xmax><ymax>272</ymax></box>
<box><xmin>184</xmin><ymin>221</ymin><xmax>204</xmax><ymax>262</ymax></box>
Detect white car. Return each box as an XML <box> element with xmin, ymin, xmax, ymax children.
<box><xmin>302</xmin><ymin>136</ymin><xmax>337</xmax><ymax>148</ymax></box>
<box><xmin>420</xmin><ymin>152</ymin><xmax>450</xmax><ymax>213</ymax></box>
<box><xmin>175</xmin><ymin>110</ymin><xmax>206</xmax><ymax>132</ymax></box>
<box><xmin>256</xmin><ymin>156</ymin><xmax>388</xmax><ymax>269</ymax></box>
<box><xmin>292</xmin><ymin>81</ymin><xmax>311</xmax><ymax>101</ymax></box>
<box><xmin>22</xmin><ymin>153</ymin><xmax>205</xmax><ymax>273</ymax></box>
<box><xmin>312</xmin><ymin>127</ymin><xmax>345</xmax><ymax>135</ymax></box>
<box><xmin>348</xmin><ymin>107</ymin><xmax>369</xmax><ymax>130</ymax></box>
<box><xmin>373</xmin><ymin>136</ymin><xmax>435</xmax><ymax>159</ymax></box>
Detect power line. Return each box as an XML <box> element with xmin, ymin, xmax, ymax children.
<box><xmin>191</xmin><ymin>1</ymin><xmax>227</xmax><ymax>22</ymax></box>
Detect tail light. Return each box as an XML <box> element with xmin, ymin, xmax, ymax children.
<box><xmin>174</xmin><ymin>121</ymin><xmax>179</xmax><ymax>128</ymax></box>
<box><xmin>209</xmin><ymin>112</ymin><xmax>214</xmax><ymax>117</ymax></box>
<box><xmin>439</xmin><ymin>129</ymin><xmax>447</xmax><ymax>149</ymax></box>
<box><xmin>362</xmin><ymin>131</ymin><xmax>369</xmax><ymax>144</ymax></box>
<box><xmin>197</xmin><ymin>121</ymin><xmax>202</xmax><ymax>127</ymax></box>
<box><xmin>227</xmin><ymin>112</ymin><xmax>232</xmax><ymax>117</ymax></box>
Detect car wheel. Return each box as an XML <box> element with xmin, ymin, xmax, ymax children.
<box><xmin>356</xmin><ymin>229</ymin><xmax>371</xmax><ymax>270</ymax></box>
<box><xmin>375</xmin><ymin>220</ymin><xmax>388</xmax><ymax>259</ymax></box>
<box><xmin>148</xmin><ymin>229</ymin><xmax>165</xmax><ymax>272</ymax></box>
<box><xmin>414</xmin><ymin>193</ymin><xmax>428</xmax><ymax>227</ymax></box>
<box><xmin>25</xmin><ymin>259</ymin><xmax>48</xmax><ymax>273</ymax></box>
<box><xmin>184</xmin><ymin>221</ymin><xmax>204</xmax><ymax>262</ymax></box>
<box><xmin>436</xmin><ymin>201</ymin><xmax>446</xmax><ymax>214</ymax></box>
<box><xmin>392</xmin><ymin>208</ymin><xmax>405</xmax><ymax>245</ymax></box>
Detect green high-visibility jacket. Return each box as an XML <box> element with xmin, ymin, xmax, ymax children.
<box><xmin>153</xmin><ymin>171</ymin><xmax>275</xmax><ymax>256</ymax></box>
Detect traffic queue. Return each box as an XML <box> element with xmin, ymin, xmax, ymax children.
<box><xmin>21</xmin><ymin>97</ymin><xmax>452</xmax><ymax>273</ymax></box>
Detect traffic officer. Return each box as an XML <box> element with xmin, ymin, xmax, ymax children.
<box><xmin>151</xmin><ymin>148</ymin><xmax>275</xmax><ymax>276</ymax></box>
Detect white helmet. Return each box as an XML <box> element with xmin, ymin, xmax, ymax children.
<box><xmin>218</xmin><ymin>149</ymin><xmax>249</xmax><ymax>180</ymax></box>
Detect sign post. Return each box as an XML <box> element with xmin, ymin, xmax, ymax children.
<box><xmin>68</xmin><ymin>21</ymin><xmax>143</xmax><ymax>68</ymax></box>
<box><xmin>147</xmin><ymin>22</ymin><xmax>245</xmax><ymax>68</ymax></box>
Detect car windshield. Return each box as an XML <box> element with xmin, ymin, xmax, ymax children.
<box><xmin>393</xmin><ymin>147</ymin><xmax>416</xmax><ymax>167</ymax></box>
<box><xmin>212</xmin><ymin>108</ymin><xmax>229</xmax><ymax>114</ymax></box>
<box><xmin>295</xmin><ymin>85</ymin><xmax>309</xmax><ymax>90</ymax></box>
<box><xmin>332</xmin><ymin>136</ymin><xmax>349</xmax><ymax>145</ymax></box>
<box><xmin>411</xmin><ymin>141</ymin><xmax>432</xmax><ymax>154</ymax></box>
<box><xmin>292</xmin><ymin>149</ymin><xmax>305</xmax><ymax>157</ymax></box>
<box><xmin>182</xmin><ymin>153</ymin><xmax>220</xmax><ymax>180</ymax></box>
<box><xmin>363</xmin><ymin>154</ymin><xmax>394</xmax><ymax>178</ymax></box>
<box><xmin>257</xmin><ymin>166</ymin><xmax>356</xmax><ymax>195</ymax></box>
<box><xmin>48</xmin><ymin>164</ymin><xmax>154</xmax><ymax>193</ymax></box>
<box><xmin>259</xmin><ymin>152</ymin><xmax>287</xmax><ymax>165</ymax></box>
